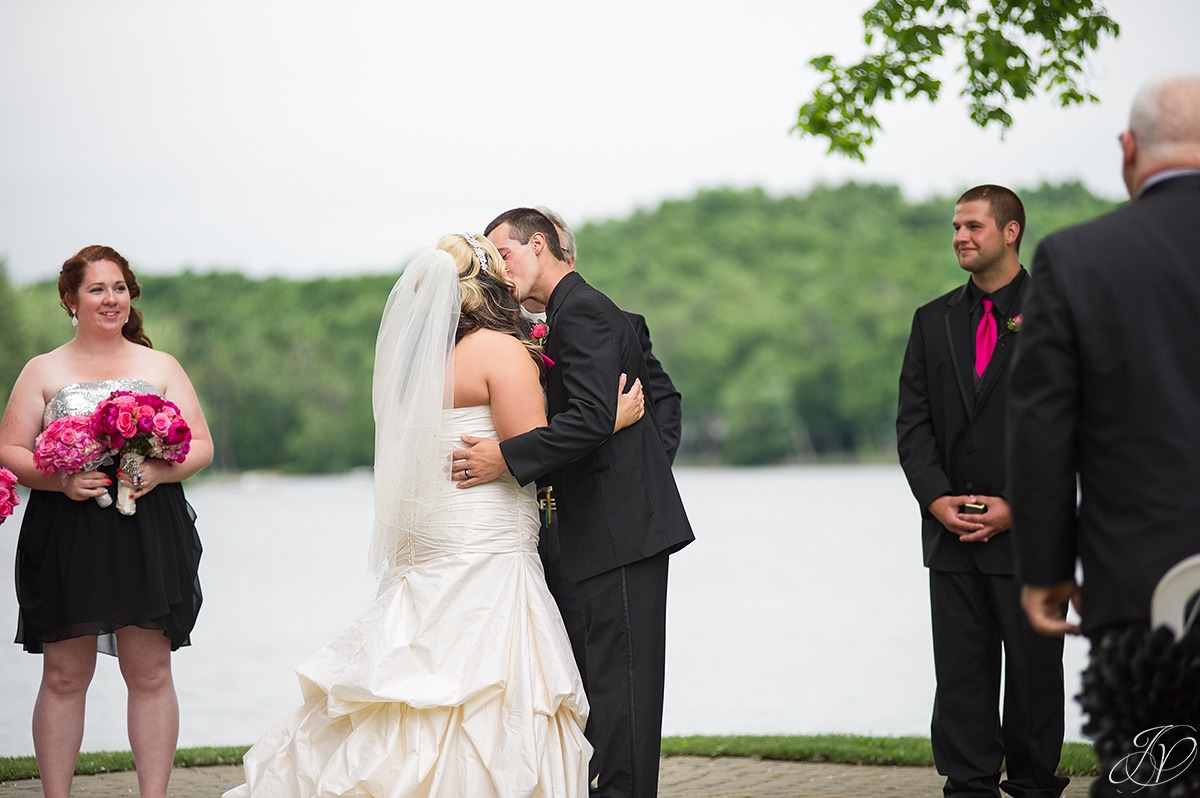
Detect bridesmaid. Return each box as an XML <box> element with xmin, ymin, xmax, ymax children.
<box><xmin>0</xmin><ymin>245</ymin><xmax>213</xmax><ymax>798</ymax></box>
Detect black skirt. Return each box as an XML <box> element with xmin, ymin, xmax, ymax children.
<box><xmin>14</xmin><ymin>460</ymin><xmax>203</xmax><ymax>655</ymax></box>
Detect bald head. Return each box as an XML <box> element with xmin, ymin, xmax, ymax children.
<box><xmin>1123</xmin><ymin>75</ymin><xmax>1200</xmax><ymax>196</ymax></box>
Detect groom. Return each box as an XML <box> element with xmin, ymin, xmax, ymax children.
<box><xmin>452</xmin><ymin>207</ymin><xmax>694</xmax><ymax>798</ymax></box>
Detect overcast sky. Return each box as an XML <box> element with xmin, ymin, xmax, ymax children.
<box><xmin>2</xmin><ymin>1</ymin><xmax>1198</xmax><ymax>284</ymax></box>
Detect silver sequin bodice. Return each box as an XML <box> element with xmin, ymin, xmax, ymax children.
<box><xmin>43</xmin><ymin>379</ymin><xmax>160</xmax><ymax>427</ymax></box>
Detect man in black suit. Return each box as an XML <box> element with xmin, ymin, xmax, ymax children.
<box><xmin>898</xmin><ymin>185</ymin><xmax>1068</xmax><ymax>797</ymax></box>
<box><xmin>1009</xmin><ymin>75</ymin><xmax>1200</xmax><ymax>796</ymax></box>
<box><xmin>526</xmin><ymin>207</ymin><xmax>683</xmax><ymax>694</ymax></box>
<box><xmin>452</xmin><ymin>207</ymin><xmax>694</xmax><ymax>798</ymax></box>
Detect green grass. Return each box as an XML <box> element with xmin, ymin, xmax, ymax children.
<box><xmin>0</xmin><ymin>746</ymin><xmax>250</xmax><ymax>783</ymax></box>
<box><xmin>662</xmin><ymin>734</ymin><xmax>935</xmax><ymax>765</ymax></box>
<box><xmin>0</xmin><ymin>737</ymin><xmax>1099</xmax><ymax>783</ymax></box>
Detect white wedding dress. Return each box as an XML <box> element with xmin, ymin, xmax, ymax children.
<box><xmin>225</xmin><ymin>406</ymin><xmax>590</xmax><ymax>797</ymax></box>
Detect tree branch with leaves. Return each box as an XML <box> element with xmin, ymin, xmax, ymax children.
<box><xmin>794</xmin><ymin>0</ymin><xmax>1120</xmax><ymax>160</ymax></box>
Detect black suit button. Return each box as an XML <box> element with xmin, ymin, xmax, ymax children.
<box><xmin>965</xmin><ymin>482</ymin><xmax>975</xmax><ymax>490</ymax></box>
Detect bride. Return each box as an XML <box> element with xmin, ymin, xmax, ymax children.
<box><xmin>225</xmin><ymin>233</ymin><xmax>644</xmax><ymax>797</ymax></box>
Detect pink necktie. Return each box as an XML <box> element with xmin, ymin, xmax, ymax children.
<box><xmin>975</xmin><ymin>297</ymin><xmax>997</xmax><ymax>377</ymax></box>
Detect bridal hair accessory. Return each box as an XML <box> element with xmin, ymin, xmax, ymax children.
<box><xmin>461</xmin><ymin>233</ymin><xmax>489</xmax><ymax>273</ymax></box>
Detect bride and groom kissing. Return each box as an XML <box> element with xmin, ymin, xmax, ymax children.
<box><xmin>225</xmin><ymin>207</ymin><xmax>694</xmax><ymax>798</ymax></box>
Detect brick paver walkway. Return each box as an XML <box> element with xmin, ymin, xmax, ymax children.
<box><xmin>0</xmin><ymin>757</ymin><xmax>1097</xmax><ymax>796</ymax></box>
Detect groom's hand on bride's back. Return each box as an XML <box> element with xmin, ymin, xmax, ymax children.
<box><xmin>451</xmin><ymin>437</ymin><xmax>509</xmax><ymax>488</ymax></box>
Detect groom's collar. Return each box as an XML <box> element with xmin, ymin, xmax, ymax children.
<box><xmin>545</xmin><ymin>271</ymin><xmax>585</xmax><ymax>324</ymax></box>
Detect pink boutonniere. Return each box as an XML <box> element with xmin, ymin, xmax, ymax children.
<box><xmin>530</xmin><ymin>322</ymin><xmax>554</xmax><ymax>367</ymax></box>
<box><xmin>1006</xmin><ymin>314</ymin><xmax>1023</xmax><ymax>333</ymax></box>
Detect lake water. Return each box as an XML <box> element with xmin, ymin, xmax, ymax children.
<box><xmin>0</xmin><ymin>466</ymin><xmax>1092</xmax><ymax>757</ymax></box>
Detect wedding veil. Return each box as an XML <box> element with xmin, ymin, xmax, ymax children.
<box><xmin>368</xmin><ymin>248</ymin><xmax>460</xmax><ymax>577</ymax></box>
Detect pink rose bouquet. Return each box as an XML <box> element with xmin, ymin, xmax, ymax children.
<box><xmin>93</xmin><ymin>391</ymin><xmax>191</xmax><ymax>463</ymax></box>
<box><xmin>0</xmin><ymin>467</ymin><xmax>19</xmax><ymax>526</ymax></box>
<box><xmin>92</xmin><ymin>391</ymin><xmax>192</xmax><ymax>515</ymax></box>
<box><xmin>33</xmin><ymin>415</ymin><xmax>115</xmax><ymax>508</ymax></box>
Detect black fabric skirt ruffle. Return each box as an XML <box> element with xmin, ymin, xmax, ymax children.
<box><xmin>14</xmin><ymin>460</ymin><xmax>203</xmax><ymax>655</ymax></box>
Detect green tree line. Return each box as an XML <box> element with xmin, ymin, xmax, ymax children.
<box><xmin>0</xmin><ymin>181</ymin><xmax>1117</xmax><ymax>470</ymax></box>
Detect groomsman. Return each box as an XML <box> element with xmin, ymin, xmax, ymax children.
<box><xmin>897</xmin><ymin>185</ymin><xmax>1068</xmax><ymax>797</ymax></box>
<box><xmin>1008</xmin><ymin>75</ymin><xmax>1200</xmax><ymax>797</ymax></box>
<box><xmin>524</xmin><ymin>207</ymin><xmax>683</xmax><ymax>692</ymax></box>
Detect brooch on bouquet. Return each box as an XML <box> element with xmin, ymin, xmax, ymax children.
<box><xmin>92</xmin><ymin>391</ymin><xmax>192</xmax><ymax>516</ymax></box>
<box><xmin>0</xmin><ymin>467</ymin><xmax>19</xmax><ymax>525</ymax></box>
<box><xmin>33</xmin><ymin>415</ymin><xmax>117</xmax><ymax>508</ymax></box>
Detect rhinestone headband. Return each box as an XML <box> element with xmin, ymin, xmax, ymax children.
<box><xmin>462</xmin><ymin>233</ymin><xmax>489</xmax><ymax>272</ymax></box>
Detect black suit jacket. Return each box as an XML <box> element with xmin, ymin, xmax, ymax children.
<box><xmin>1009</xmin><ymin>174</ymin><xmax>1200</xmax><ymax>633</ymax></box>
<box><xmin>502</xmin><ymin>272</ymin><xmax>694</xmax><ymax>581</ymax></box>
<box><xmin>625</xmin><ymin>311</ymin><xmax>682</xmax><ymax>464</ymax></box>
<box><xmin>897</xmin><ymin>270</ymin><xmax>1029</xmax><ymax>574</ymax></box>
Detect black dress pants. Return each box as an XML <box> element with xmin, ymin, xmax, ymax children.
<box><xmin>575</xmin><ymin>551</ymin><xmax>670</xmax><ymax>798</ymax></box>
<box><xmin>929</xmin><ymin>566</ymin><xmax>1069</xmax><ymax>797</ymax></box>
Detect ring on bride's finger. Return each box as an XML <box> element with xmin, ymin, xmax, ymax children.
<box><xmin>464</xmin><ymin>469</ymin><xmax>470</xmax><ymax>479</ymax></box>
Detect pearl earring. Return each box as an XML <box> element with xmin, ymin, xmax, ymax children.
<box><xmin>70</xmin><ymin>311</ymin><xmax>78</xmax><ymax>327</ymax></box>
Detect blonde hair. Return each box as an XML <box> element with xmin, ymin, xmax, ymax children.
<box><xmin>435</xmin><ymin>234</ymin><xmax>543</xmax><ymax>369</ymax></box>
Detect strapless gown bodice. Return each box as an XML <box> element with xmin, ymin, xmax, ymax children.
<box><xmin>397</xmin><ymin>405</ymin><xmax>539</xmax><ymax>564</ymax></box>
<box><xmin>43</xmin><ymin>378</ymin><xmax>159</xmax><ymax>426</ymax></box>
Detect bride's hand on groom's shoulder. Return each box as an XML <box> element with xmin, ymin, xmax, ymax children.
<box><xmin>451</xmin><ymin>437</ymin><xmax>508</xmax><ymax>488</ymax></box>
